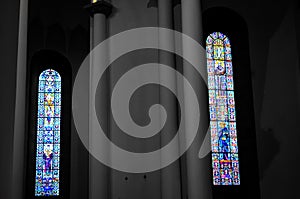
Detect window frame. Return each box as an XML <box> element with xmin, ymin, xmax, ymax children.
<box><xmin>203</xmin><ymin>7</ymin><xmax>261</xmax><ymax>199</ymax></box>
<box><xmin>206</xmin><ymin>32</ymin><xmax>241</xmax><ymax>186</ymax></box>
<box><xmin>26</xmin><ymin>50</ymin><xmax>71</xmax><ymax>199</ymax></box>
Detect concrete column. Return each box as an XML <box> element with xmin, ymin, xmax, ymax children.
<box><xmin>12</xmin><ymin>0</ymin><xmax>28</xmax><ymax>198</ymax></box>
<box><xmin>181</xmin><ymin>1</ymin><xmax>212</xmax><ymax>199</ymax></box>
<box><xmin>85</xmin><ymin>1</ymin><xmax>112</xmax><ymax>199</ymax></box>
<box><xmin>157</xmin><ymin>1</ymin><xmax>182</xmax><ymax>199</ymax></box>
<box><xmin>181</xmin><ymin>0</ymin><xmax>203</xmax><ymax>43</ymax></box>
<box><xmin>93</xmin><ymin>14</ymin><xmax>106</xmax><ymax>47</ymax></box>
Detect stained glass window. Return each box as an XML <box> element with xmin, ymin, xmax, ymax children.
<box><xmin>206</xmin><ymin>32</ymin><xmax>240</xmax><ymax>185</ymax></box>
<box><xmin>35</xmin><ymin>69</ymin><xmax>61</xmax><ymax>196</ymax></box>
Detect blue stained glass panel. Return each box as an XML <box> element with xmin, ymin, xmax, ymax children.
<box><xmin>35</xmin><ymin>69</ymin><xmax>61</xmax><ymax>196</ymax></box>
<box><xmin>206</xmin><ymin>32</ymin><xmax>240</xmax><ymax>185</ymax></box>
<box><xmin>206</xmin><ymin>36</ymin><xmax>213</xmax><ymax>44</ymax></box>
<box><xmin>209</xmin><ymin>90</ymin><xmax>216</xmax><ymax>105</ymax></box>
<box><xmin>211</xmin><ymin>32</ymin><xmax>218</xmax><ymax>39</ymax></box>
<box><xmin>225</xmin><ymin>62</ymin><xmax>233</xmax><ymax>75</ymax></box>
<box><xmin>208</xmin><ymin>75</ymin><xmax>215</xmax><ymax>89</ymax></box>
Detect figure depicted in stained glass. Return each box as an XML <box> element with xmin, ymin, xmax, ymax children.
<box><xmin>206</xmin><ymin>32</ymin><xmax>240</xmax><ymax>185</ymax></box>
<box><xmin>35</xmin><ymin>69</ymin><xmax>61</xmax><ymax>196</ymax></box>
<box><xmin>43</xmin><ymin>144</ymin><xmax>53</xmax><ymax>172</ymax></box>
<box><xmin>218</xmin><ymin>122</ymin><xmax>230</xmax><ymax>153</ymax></box>
<box><xmin>215</xmin><ymin>61</ymin><xmax>225</xmax><ymax>74</ymax></box>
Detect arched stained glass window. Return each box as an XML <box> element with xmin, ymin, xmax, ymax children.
<box><xmin>35</xmin><ymin>69</ymin><xmax>61</xmax><ymax>196</ymax></box>
<box><xmin>206</xmin><ymin>32</ymin><xmax>240</xmax><ymax>185</ymax></box>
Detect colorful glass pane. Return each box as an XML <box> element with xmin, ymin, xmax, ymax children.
<box><xmin>206</xmin><ymin>32</ymin><xmax>240</xmax><ymax>185</ymax></box>
<box><xmin>35</xmin><ymin>69</ymin><xmax>61</xmax><ymax>196</ymax></box>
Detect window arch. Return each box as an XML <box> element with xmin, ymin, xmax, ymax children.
<box><xmin>206</xmin><ymin>32</ymin><xmax>240</xmax><ymax>186</ymax></box>
<box><xmin>35</xmin><ymin>69</ymin><xmax>62</xmax><ymax>196</ymax></box>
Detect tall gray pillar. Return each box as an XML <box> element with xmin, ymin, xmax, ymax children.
<box><xmin>85</xmin><ymin>1</ymin><xmax>113</xmax><ymax>199</ymax></box>
<box><xmin>181</xmin><ymin>0</ymin><xmax>212</xmax><ymax>199</ymax></box>
<box><xmin>157</xmin><ymin>0</ymin><xmax>182</xmax><ymax>199</ymax></box>
<box><xmin>12</xmin><ymin>0</ymin><xmax>29</xmax><ymax>198</ymax></box>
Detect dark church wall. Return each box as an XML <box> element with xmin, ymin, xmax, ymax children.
<box><xmin>255</xmin><ymin>4</ymin><xmax>300</xmax><ymax>199</ymax></box>
<box><xmin>0</xmin><ymin>0</ymin><xmax>20</xmax><ymax>198</ymax></box>
<box><xmin>108</xmin><ymin>1</ymin><xmax>162</xmax><ymax>199</ymax></box>
<box><xmin>1</xmin><ymin>0</ymin><xmax>300</xmax><ymax>199</ymax></box>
